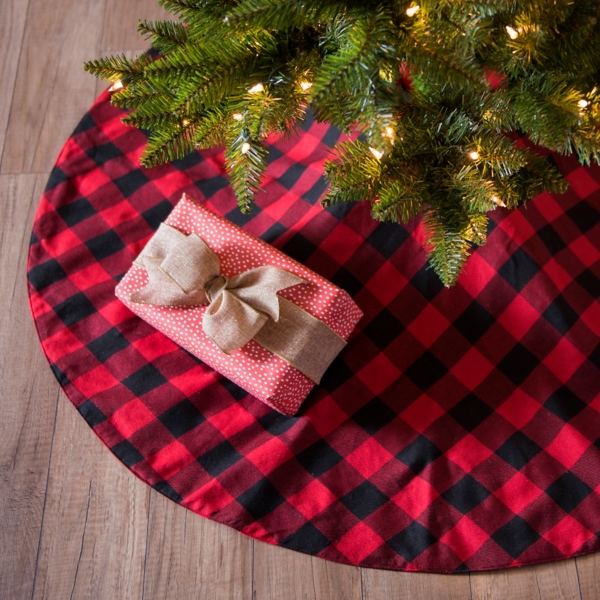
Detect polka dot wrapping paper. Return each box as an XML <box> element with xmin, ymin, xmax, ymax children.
<box><xmin>27</xmin><ymin>88</ymin><xmax>600</xmax><ymax>573</ymax></box>
<box><xmin>116</xmin><ymin>192</ymin><xmax>363</xmax><ymax>416</ymax></box>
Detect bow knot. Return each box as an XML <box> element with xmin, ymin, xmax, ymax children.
<box><xmin>205</xmin><ymin>275</ymin><xmax>228</xmax><ymax>303</ymax></box>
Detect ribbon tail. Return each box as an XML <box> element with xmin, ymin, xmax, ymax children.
<box><xmin>202</xmin><ymin>290</ymin><xmax>268</xmax><ymax>354</ymax></box>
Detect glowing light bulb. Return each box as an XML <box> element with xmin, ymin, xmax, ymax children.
<box><xmin>385</xmin><ymin>126</ymin><xmax>394</xmax><ymax>138</ymax></box>
<box><xmin>469</xmin><ymin>151</ymin><xmax>479</xmax><ymax>160</ymax></box>
<box><xmin>182</xmin><ymin>119</ymin><xmax>190</xmax><ymax>126</ymax></box>
<box><xmin>109</xmin><ymin>80</ymin><xmax>124</xmax><ymax>92</ymax></box>
<box><xmin>406</xmin><ymin>5</ymin><xmax>420</xmax><ymax>17</ymax></box>
<box><xmin>578</xmin><ymin>99</ymin><xmax>588</xmax><ymax>108</ymax></box>
<box><xmin>233</xmin><ymin>113</ymin><xmax>243</xmax><ymax>121</ymax></box>
<box><xmin>506</xmin><ymin>26</ymin><xmax>519</xmax><ymax>39</ymax></box>
<box><xmin>241</xmin><ymin>142</ymin><xmax>251</xmax><ymax>154</ymax></box>
<box><xmin>300</xmin><ymin>81</ymin><xmax>312</xmax><ymax>91</ymax></box>
<box><xmin>492</xmin><ymin>195</ymin><xmax>506</xmax><ymax>207</ymax></box>
<box><xmin>369</xmin><ymin>147</ymin><xmax>384</xmax><ymax>160</ymax></box>
<box><xmin>248</xmin><ymin>83</ymin><xmax>264</xmax><ymax>94</ymax></box>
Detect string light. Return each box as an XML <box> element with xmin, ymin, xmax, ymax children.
<box><xmin>232</xmin><ymin>113</ymin><xmax>243</xmax><ymax>121</ymax></box>
<box><xmin>406</xmin><ymin>5</ymin><xmax>420</xmax><ymax>17</ymax></box>
<box><xmin>578</xmin><ymin>99</ymin><xmax>588</xmax><ymax>108</ymax></box>
<box><xmin>385</xmin><ymin>126</ymin><xmax>394</xmax><ymax>138</ymax></box>
<box><xmin>248</xmin><ymin>83</ymin><xmax>264</xmax><ymax>94</ymax></box>
<box><xmin>492</xmin><ymin>195</ymin><xmax>506</xmax><ymax>207</ymax></box>
<box><xmin>182</xmin><ymin>119</ymin><xmax>190</xmax><ymax>126</ymax></box>
<box><xmin>369</xmin><ymin>147</ymin><xmax>384</xmax><ymax>160</ymax></box>
<box><xmin>300</xmin><ymin>81</ymin><xmax>312</xmax><ymax>91</ymax></box>
<box><xmin>469</xmin><ymin>151</ymin><xmax>479</xmax><ymax>160</ymax></box>
<box><xmin>506</xmin><ymin>26</ymin><xmax>519</xmax><ymax>40</ymax></box>
<box><xmin>241</xmin><ymin>142</ymin><xmax>251</xmax><ymax>154</ymax></box>
<box><xmin>109</xmin><ymin>80</ymin><xmax>124</xmax><ymax>92</ymax></box>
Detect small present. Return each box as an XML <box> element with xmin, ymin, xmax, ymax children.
<box><xmin>116</xmin><ymin>193</ymin><xmax>363</xmax><ymax>415</ymax></box>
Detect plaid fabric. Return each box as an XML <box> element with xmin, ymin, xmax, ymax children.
<box><xmin>28</xmin><ymin>89</ymin><xmax>600</xmax><ymax>573</ymax></box>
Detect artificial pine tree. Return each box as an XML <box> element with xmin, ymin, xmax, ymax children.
<box><xmin>85</xmin><ymin>0</ymin><xmax>600</xmax><ymax>285</ymax></box>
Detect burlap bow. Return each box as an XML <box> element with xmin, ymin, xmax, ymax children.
<box><xmin>129</xmin><ymin>223</ymin><xmax>346</xmax><ymax>383</ymax></box>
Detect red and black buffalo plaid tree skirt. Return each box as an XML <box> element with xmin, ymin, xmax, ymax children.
<box><xmin>27</xmin><ymin>89</ymin><xmax>600</xmax><ymax>573</ymax></box>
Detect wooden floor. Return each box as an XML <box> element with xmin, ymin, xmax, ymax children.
<box><xmin>1</xmin><ymin>1</ymin><xmax>599</xmax><ymax>598</ymax></box>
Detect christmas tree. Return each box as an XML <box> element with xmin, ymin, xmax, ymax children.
<box><xmin>84</xmin><ymin>0</ymin><xmax>600</xmax><ymax>286</ymax></box>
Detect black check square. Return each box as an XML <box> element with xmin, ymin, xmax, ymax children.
<box><xmin>544</xmin><ymin>386</ymin><xmax>587</xmax><ymax>422</ymax></box>
<box><xmin>113</xmin><ymin>170</ymin><xmax>150</xmax><ymax>197</ymax></box>
<box><xmin>142</xmin><ymin>200</ymin><xmax>173</xmax><ymax>230</ymax></box>
<box><xmin>566</xmin><ymin>202</ymin><xmax>599</xmax><ymax>233</ymax></box>
<box><xmin>366</xmin><ymin>222</ymin><xmax>410</xmax><ymax>259</ymax></box>
<box><xmin>545</xmin><ymin>471</ymin><xmax>593</xmax><ymax>513</ymax></box>
<box><xmin>281</xmin><ymin>522</ymin><xmax>330</xmax><ymax>554</ymax></box>
<box><xmin>330</xmin><ymin>267</ymin><xmax>363</xmax><ymax>297</ymax></box>
<box><xmin>153</xmin><ymin>480</ymin><xmax>183</xmax><ymax>503</ymax></box>
<box><xmin>54</xmin><ymin>292</ymin><xmax>96</xmax><ymax>326</ymax></box>
<box><xmin>78</xmin><ymin>400</ymin><xmax>106</xmax><ymax>427</ymax></box>
<box><xmin>362</xmin><ymin>309</ymin><xmax>405</xmax><ymax>350</ymax></box>
<box><xmin>448</xmin><ymin>394</ymin><xmax>493</xmax><ymax>431</ymax></box>
<box><xmin>87</xmin><ymin>327</ymin><xmax>130</xmax><ymax>363</ymax></box>
<box><xmin>195</xmin><ymin>174</ymin><xmax>230</xmax><ymax>199</ymax></box>
<box><xmin>498</xmin><ymin>247</ymin><xmax>539</xmax><ymax>292</ymax></box>
<box><xmin>340</xmin><ymin>481</ymin><xmax>389</xmax><ymax>520</ymax></box>
<box><xmin>492</xmin><ymin>516</ymin><xmax>540</xmax><ymax>558</ymax></box>
<box><xmin>497</xmin><ymin>343</ymin><xmax>540</xmax><ymax>386</ymax></box>
<box><xmin>44</xmin><ymin>165</ymin><xmax>70</xmax><ymax>191</ymax></box>
<box><xmin>258</xmin><ymin>411</ymin><xmax>298</xmax><ymax>436</ymax></box>
<box><xmin>496</xmin><ymin>432</ymin><xmax>542</xmax><ymax>470</ymax></box>
<box><xmin>404</xmin><ymin>351</ymin><xmax>448</xmax><ymax>391</ymax></box>
<box><xmin>575</xmin><ymin>269</ymin><xmax>600</xmax><ymax>297</ymax></box>
<box><xmin>410</xmin><ymin>263</ymin><xmax>445</xmax><ymax>301</ymax></box>
<box><xmin>319</xmin><ymin>358</ymin><xmax>354</xmax><ymax>393</ymax></box>
<box><xmin>122</xmin><ymin>364</ymin><xmax>168</xmax><ymax>396</ymax></box>
<box><xmin>442</xmin><ymin>475</ymin><xmax>491</xmax><ymax>514</ymax></box>
<box><xmin>57</xmin><ymin>197</ymin><xmax>97</xmax><ymax>226</ymax></box>
<box><xmin>453</xmin><ymin>300</ymin><xmax>496</xmax><ymax>344</ymax></box>
<box><xmin>159</xmin><ymin>399</ymin><xmax>206</xmax><ymax>438</ymax></box>
<box><xmin>198</xmin><ymin>440</ymin><xmax>243</xmax><ymax>476</ymax></box>
<box><xmin>296</xmin><ymin>440</ymin><xmax>343</xmax><ymax>477</ymax></box>
<box><xmin>387</xmin><ymin>522</ymin><xmax>437</xmax><ymax>562</ymax></box>
<box><xmin>537</xmin><ymin>224</ymin><xmax>568</xmax><ymax>254</ymax></box>
<box><xmin>396</xmin><ymin>436</ymin><xmax>442</xmax><ymax>474</ymax></box>
<box><xmin>542</xmin><ymin>295</ymin><xmax>580</xmax><ymax>335</ymax></box>
<box><xmin>111</xmin><ymin>439</ymin><xmax>144</xmax><ymax>467</ymax></box>
<box><xmin>281</xmin><ymin>233</ymin><xmax>318</xmax><ymax>264</ymax></box>
<box><xmin>237</xmin><ymin>477</ymin><xmax>286</xmax><ymax>520</ymax></box>
<box><xmin>278</xmin><ymin>163</ymin><xmax>307</xmax><ymax>190</ymax></box>
<box><xmin>352</xmin><ymin>398</ymin><xmax>397</xmax><ymax>435</ymax></box>
<box><xmin>28</xmin><ymin>258</ymin><xmax>67</xmax><ymax>291</ymax></box>
<box><xmin>85</xmin><ymin>141</ymin><xmax>122</xmax><ymax>166</ymax></box>
<box><xmin>85</xmin><ymin>230</ymin><xmax>126</xmax><ymax>262</ymax></box>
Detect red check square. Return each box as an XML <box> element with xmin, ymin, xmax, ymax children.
<box><xmin>566</xmin><ymin>167</ymin><xmax>600</xmax><ymax>197</ymax></box>
<box><xmin>287</xmin><ymin>479</ymin><xmax>338</xmax><ymax>520</ymax></box>
<box><xmin>185</xmin><ymin>479</ymin><xmax>235</xmax><ymax>514</ymax></box>
<box><xmin>446</xmin><ymin>434</ymin><xmax>493</xmax><ymax>474</ymax></box>
<box><xmin>493</xmin><ymin>472</ymin><xmax>544</xmax><ymax>515</ymax></box>
<box><xmin>451</xmin><ymin>348</ymin><xmax>495</xmax><ymax>390</ymax></box>
<box><xmin>544</xmin><ymin>424</ymin><xmax>591</xmax><ymax>470</ymax></box>
<box><xmin>399</xmin><ymin>395</ymin><xmax>445</xmax><ymax>434</ymax></box>
<box><xmin>365</xmin><ymin>262</ymin><xmax>407</xmax><ymax>306</ymax></box>
<box><xmin>356</xmin><ymin>354</ymin><xmax>402</xmax><ymax>396</ymax></box>
<box><xmin>147</xmin><ymin>440</ymin><xmax>196</xmax><ymax>480</ymax></box>
<box><xmin>109</xmin><ymin>397</ymin><xmax>156</xmax><ymax>439</ymax></box>
<box><xmin>543</xmin><ymin>515</ymin><xmax>594</xmax><ymax>555</ymax></box>
<box><xmin>392</xmin><ymin>476</ymin><xmax>440</xmax><ymax>520</ymax></box>
<box><xmin>334</xmin><ymin>522</ymin><xmax>386</xmax><ymax>564</ymax></box>
<box><xmin>440</xmin><ymin>516</ymin><xmax>489</xmax><ymax>562</ymax></box>
<box><xmin>408</xmin><ymin>305</ymin><xmax>451</xmax><ymax>349</ymax></box>
<box><xmin>319</xmin><ymin>223</ymin><xmax>366</xmax><ymax>265</ymax></box>
<box><xmin>496</xmin><ymin>390</ymin><xmax>541</xmax><ymax>429</ymax></box>
<box><xmin>246</xmin><ymin>437</ymin><xmax>295</xmax><ymax>475</ymax></box>
<box><xmin>345</xmin><ymin>438</ymin><xmax>395</xmax><ymax>479</ymax></box>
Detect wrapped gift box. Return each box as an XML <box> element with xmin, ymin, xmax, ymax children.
<box><xmin>116</xmin><ymin>193</ymin><xmax>363</xmax><ymax>415</ymax></box>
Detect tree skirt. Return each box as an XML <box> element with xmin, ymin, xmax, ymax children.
<box><xmin>28</xmin><ymin>89</ymin><xmax>600</xmax><ymax>573</ymax></box>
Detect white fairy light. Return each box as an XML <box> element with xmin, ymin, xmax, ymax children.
<box><xmin>469</xmin><ymin>151</ymin><xmax>479</xmax><ymax>160</ymax></box>
<box><xmin>406</xmin><ymin>5</ymin><xmax>420</xmax><ymax>17</ymax></box>
<box><xmin>385</xmin><ymin>126</ymin><xmax>394</xmax><ymax>138</ymax></box>
<box><xmin>109</xmin><ymin>80</ymin><xmax>124</xmax><ymax>92</ymax></box>
<box><xmin>241</xmin><ymin>142</ymin><xmax>251</xmax><ymax>154</ymax></box>
<box><xmin>248</xmin><ymin>83</ymin><xmax>264</xmax><ymax>94</ymax></box>
<box><xmin>233</xmin><ymin>113</ymin><xmax>243</xmax><ymax>121</ymax></box>
<box><xmin>369</xmin><ymin>147</ymin><xmax>384</xmax><ymax>160</ymax></box>
<box><xmin>578</xmin><ymin>99</ymin><xmax>588</xmax><ymax>108</ymax></box>
<box><xmin>300</xmin><ymin>81</ymin><xmax>312</xmax><ymax>91</ymax></box>
<box><xmin>506</xmin><ymin>26</ymin><xmax>519</xmax><ymax>39</ymax></box>
<box><xmin>492</xmin><ymin>195</ymin><xmax>506</xmax><ymax>207</ymax></box>
<box><xmin>182</xmin><ymin>119</ymin><xmax>190</xmax><ymax>126</ymax></box>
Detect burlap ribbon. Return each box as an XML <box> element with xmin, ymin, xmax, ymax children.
<box><xmin>129</xmin><ymin>223</ymin><xmax>346</xmax><ymax>384</ymax></box>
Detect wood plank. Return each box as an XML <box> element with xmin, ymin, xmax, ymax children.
<box><xmin>1</xmin><ymin>0</ymin><xmax>106</xmax><ymax>175</ymax></box>
<box><xmin>0</xmin><ymin>0</ymin><xmax>30</xmax><ymax>163</ymax></box>
<box><xmin>0</xmin><ymin>174</ymin><xmax>60</xmax><ymax>600</ymax></box>
<box><xmin>253</xmin><ymin>542</ymin><xmax>361</xmax><ymax>600</ymax></box>
<box><xmin>469</xmin><ymin>562</ymin><xmax>580</xmax><ymax>600</ymax></box>
<box><xmin>575</xmin><ymin>553</ymin><xmax>600</xmax><ymax>600</ymax></box>
<box><xmin>101</xmin><ymin>0</ymin><xmax>171</xmax><ymax>52</ymax></box>
<box><xmin>143</xmin><ymin>491</ymin><xmax>253</xmax><ymax>600</ymax></box>
<box><xmin>32</xmin><ymin>395</ymin><xmax>149</xmax><ymax>600</ymax></box>
<box><xmin>361</xmin><ymin>568</ymin><xmax>471</xmax><ymax>600</ymax></box>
